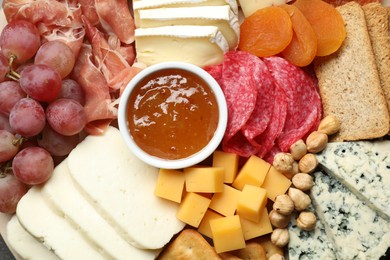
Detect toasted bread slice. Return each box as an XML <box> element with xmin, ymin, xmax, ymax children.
<box><xmin>314</xmin><ymin>1</ymin><xmax>389</xmax><ymax>141</ymax></box>
<box><xmin>363</xmin><ymin>2</ymin><xmax>390</xmax><ymax>134</ymax></box>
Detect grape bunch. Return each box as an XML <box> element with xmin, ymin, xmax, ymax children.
<box><xmin>0</xmin><ymin>19</ymin><xmax>86</xmax><ymax>213</ymax></box>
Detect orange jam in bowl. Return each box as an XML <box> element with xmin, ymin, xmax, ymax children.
<box><xmin>118</xmin><ymin>62</ymin><xmax>227</xmax><ymax>169</ymax></box>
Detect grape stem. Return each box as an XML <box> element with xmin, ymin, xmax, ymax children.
<box><xmin>0</xmin><ymin>161</ymin><xmax>12</xmax><ymax>178</ymax></box>
<box><xmin>6</xmin><ymin>54</ymin><xmax>20</xmax><ymax>81</ymax></box>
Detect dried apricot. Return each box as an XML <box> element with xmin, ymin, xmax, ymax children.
<box><xmin>280</xmin><ymin>4</ymin><xmax>318</xmax><ymax>67</ymax></box>
<box><xmin>238</xmin><ymin>6</ymin><xmax>293</xmax><ymax>57</ymax></box>
<box><xmin>293</xmin><ymin>0</ymin><xmax>346</xmax><ymax>56</ymax></box>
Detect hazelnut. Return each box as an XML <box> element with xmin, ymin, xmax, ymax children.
<box><xmin>298</xmin><ymin>153</ymin><xmax>318</xmax><ymax>174</ymax></box>
<box><xmin>288</xmin><ymin>187</ymin><xmax>311</xmax><ymax>211</ymax></box>
<box><xmin>297</xmin><ymin>211</ymin><xmax>317</xmax><ymax>231</ymax></box>
<box><xmin>292</xmin><ymin>173</ymin><xmax>314</xmax><ymax>191</ymax></box>
<box><xmin>273</xmin><ymin>194</ymin><xmax>294</xmax><ymax>216</ymax></box>
<box><xmin>273</xmin><ymin>153</ymin><xmax>295</xmax><ymax>175</ymax></box>
<box><xmin>289</xmin><ymin>139</ymin><xmax>307</xmax><ymax>160</ymax></box>
<box><xmin>283</xmin><ymin>161</ymin><xmax>298</xmax><ymax>180</ymax></box>
<box><xmin>318</xmin><ymin>115</ymin><xmax>340</xmax><ymax>135</ymax></box>
<box><xmin>269</xmin><ymin>254</ymin><xmax>286</xmax><ymax>260</ymax></box>
<box><xmin>269</xmin><ymin>209</ymin><xmax>291</xmax><ymax>228</ymax></box>
<box><xmin>306</xmin><ymin>131</ymin><xmax>328</xmax><ymax>154</ymax></box>
<box><xmin>271</xmin><ymin>228</ymin><xmax>289</xmax><ymax>248</ymax></box>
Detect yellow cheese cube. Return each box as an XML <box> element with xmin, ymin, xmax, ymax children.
<box><xmin>212</xmin><ymin>151</ymin><xmax>239</xmax><ymax>183</ymax></box>
<box><xmin>185</xmin><ymin>167</ymin><xmax>224</xmax><ymax>193</ymax></box>
<box><xmin>176</xmin><ymin>192</ymin><xmax>211</xmax><ymax>227</ymax></box>
<box><xmin>261</xmin><ymin>166</ymin><xmax>292</xmax><ymax>201</ymax></box>
<box><xmin>240</xmin><ymin>208</ymin><xmax>273</xmax><ymax>240</ymax></box>
<box><xmin>210</xmin><ymin>215</ymin><xmax>246</xmax><ymax>253</ymax></box>
<box><xmin>209</xmin><ymin>184</ymin><xmax>241</xmax><ymax>216</ymax></box>
<box><xmin>232</xmin><ymin>155</ymin><xmax>271</xmax><ymax>190</ymax></box>
<box><xmin>154</xmin><ymin>169</ymin><xmax>185</xmax><ymax>203</ymax></box>
<box><xmin>198</xmin><ymin>209</ymin><xmax>224</xmax><ymax>238</ymax></box>
<box><xmin>236</xmin><ymin>185</ymin><xmax>267</xmax><ymax>223</ymax></box>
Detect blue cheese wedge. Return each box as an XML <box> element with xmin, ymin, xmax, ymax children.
<box><xmin>288</xmin><ymin>205</ymin><xmax>337</xmax><ymax>260</ymax></box>
<box><xmin>311</xmin><ymin>171</ymin><xmax>390</xmax><ymax>260</ymax></box>
<box><xmin>41</xmin><ymin>160</ymin><xmax>160</xmax><ymax>259</ymax></box>
<box><xmin>137</xmin><ymin>6</ymin><xmax>239</xmax><ymax>49</ymax></box>
<box><xmin>135</xmin><ymin>25</ymin><xmax>229</xmax><ymax>67</ymax></box>
<box><xmin>316</xmin><ymin>140</ymin><xmax>390</xmax><ymax>221</ymax></box>
<box><xmin>67</xmin><ymin>126</ymin><xmax>185</xmax><ymax>250</ymax></box>
<box><xmin>7</xmin><ymin>215</ymin><xmax>59</xmax><ymax>260</ymax></box>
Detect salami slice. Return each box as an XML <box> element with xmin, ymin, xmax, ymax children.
<box><xmin>204</xmin><ymin>63</ymin><xmax>223</xmax><ymax>84</ymax></box>
<box><xmin>263</xmin><ymin>56</ymin><xmax>319</xmax><ymax>152</ymax></box>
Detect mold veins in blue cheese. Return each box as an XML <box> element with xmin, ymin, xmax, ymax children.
<box><xmin>316</xmin><ymin>140</ymin><xmax>390</xmax><ymax>221</ymax></box>
<box><xmin>310</xmin><ymin>171</ymin><xmax>390</xmax><ymax>260</ymax></box>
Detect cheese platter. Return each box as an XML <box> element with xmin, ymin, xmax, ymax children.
<box><xmin>0</xmin><ymin>0</ymin><xmax>389</xmax><ymax>259</ymax></box>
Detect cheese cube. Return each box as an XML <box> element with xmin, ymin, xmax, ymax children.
<box><xmin>239</xmin><ymin>0</ymin><xmax>287</xmax><ymax>17</ymax></box>
<box><xmin>185</xmin><ymin>167</ymin><xmax>224</xmax><ymax>193</ymax></box>
<box><xmin>240</xmin><ymin>208</ymin><xmax>273</xmax><ymax>240</ymax></box>
<box><xmin>197</xmin><ymin>209</ymin><xmax>224</xmax><ymax>238</ymax></box>
<box><xmin>232</xmin><ymin>156</ymin><xmax>271</xmax><ymax>191</ymax></box>
<box><xmin>176</xmin><ymin>192</ymin><xmax>211</xmax><ymax>227</ymax></box>
<box><xmin>236</xmin><ymin>185</ymin><xmax>267</xmax><ymax>223</ymax></box>
<box><xmin>154</xmin><ymin>169</ymin><xmax>185</xmax><ymax>203</ymax></box>
<box><xmin>212</xmin><ymin>151</ymin><xmax>239</xmax><ymax>183</ymax></box>
<box><xmin>261</xmin><ymin>166</ymin><xmax>291</xmax><ymax>201</ymax></box>
<box><xmin>210</xmin><ymin>215</ymin><xmax>246</xmax><ymax>253</ymax></box>
<box><xmin>209</xmin><ymin>184</ymin><xmax>240</xmax><ymax>216</ymax></box>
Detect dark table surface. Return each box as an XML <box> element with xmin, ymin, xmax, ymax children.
<box><xmin>0</xmin><ymin>235</ymin><xmax>14</xmax><ymax>260</ymax></box>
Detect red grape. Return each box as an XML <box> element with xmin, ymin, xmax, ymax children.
<box><xmin>46</xmin><ymin>98</ymin><xmax>86</xmax><ymax>136</ymax></box>
<box><xmin>0</xmin><ymin>130</ymin><xmax>19</xmax><ymax>163</ymax></box>
<box><xmin>0</xmin><ymin>54</ymin><xmax>9</xmax><ymax>82</ymax></box>
<box><xmin>0</xmin><ymin>81</ymin><xmax>26</xmax><ymax>116</ymax></box>
<box><xmin>0</xmin><ymin>114</ymin><xmax>13</xmax><ymax>133</ymax></box>
<box><xmin>9</xmin><ymin>98</ymin><xmax>46</xmax><ymax>137</ymax></box>
<box><xmin>0</xmin><ymin>20</ymin><xmax>40</xmax><ymax>64</ymax></box>
<box><xmin>0</xmin><ymin>173</ymin><xmax>27</xmax><ymax>214</ymax></box>
<box><xmin>35</xmin><ymin>40</ymin><xmax>75</xmax><ymax>79</ymax></box>
<box><xmin>37</xmin><ymin>125</ymin><xmax>79</xmax><ymax>156</ymax></box>
<box><xmin>12</xmin><ymin>147</ymin><xmax>54</xmax><ymax>185</ymax></box>
<box><xmin>20</xmin><ymin>64</ymin><xmax>62</xmax><ymax>102</ymax></box>
<box><xmin>59</xmin><ymin>79</ymin><xmax>85</xmax><ymax>105</ymax></box>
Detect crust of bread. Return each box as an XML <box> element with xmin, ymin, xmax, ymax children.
<box><xmin>363</xmin><ymin>2</ymin><xmax>390</xmax><ymax>134</ymax></box>
<box><xmin>314</xmin><ymin>1</ymin><xmax>389</xmax><ymax>141</ymax></box>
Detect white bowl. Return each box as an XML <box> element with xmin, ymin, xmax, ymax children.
<box><xmin>118</xmin><ymin>62</ymin><xmax>228</xmax><ymax>169</ymax></box>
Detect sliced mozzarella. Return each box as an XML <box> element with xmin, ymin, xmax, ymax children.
<box><xmin>135</xmin><ymin>25</ymin><xmax>228</xmax><ymax>67</ymax></box>
<box><xmin>67</xmin><ymin>126</ymin><xmax>185</xmax><ymax>249</ymax></box>
<box><xmin>41</xmin><ymin>160</ymin><xmax>160</xmax><ymax>259</ymax></box>
<box><xmin>16</xmin><ymin>187</ymin><xmax>106</xmax><ymax>260</ymax></box>
<box><xmin>137</xmin><ymin>6</ymin><xmax>239</xmax><ymax>49</ymax></box>
<box><xmin>6</xmin><ymin>215</ymin><xmax>59</xmax><ymax>260</ymax></box>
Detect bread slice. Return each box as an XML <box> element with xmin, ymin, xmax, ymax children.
<box><xmin>314</xmin><ymin>1</ymin><xmax>389</xmax><ymax>141</ymax></box>
<box><xmin>363</xmin><ymin>2</ymin><xmax>390</xmax><ymax>134</ymax></box>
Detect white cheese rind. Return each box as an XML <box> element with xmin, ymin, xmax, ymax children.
<box><xmin>41</xmin><ymin>160</ymin><xmax>159</xmax><ymax>259</ymax></box>
<box><xmin>16</xmin><ymin>187</ymin><xmax>106</xmax><ymax>260</ymax></box>
<box><xmin>67</xmin><ymin>126</ymin><xmax>185</xmax><ymax>250</ymax></box>
<box><xmin>288</xmin><ymin>205</ymin><xmax>336</xmax><ymax>260</ymax></box>
<box><xmin>135</xmin><ymin>25</ymin><xmax>229</xmax><ymax>67</ymax></box>
<box><xmin>316</xmin><ymin>140</ymin><xmax>390</xmax><ymax>221</ymax></box>
<box><xmin>311</xmin><ymin>171</ymin><xmax>390</xmax><ymax>260</ymax></box>
<box><xmin>137</xmin><ymin>6</ymin><xmax>239</xmax><ymax>49</ymax></box>
<box><xmin>6</xmin><ymin>215</ymin><xmax>59</xmax><ymax>260</ymax></box>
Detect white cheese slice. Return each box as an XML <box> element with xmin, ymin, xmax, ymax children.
<box><xmin>135</xmin><ymin>25</ymin><xmax>228</xmax><ymax>67</ymax></box>
<box><xmin>288</xmin><ymin>204</ymin><xmax>336</xmax><ymax>260</ymax></box>
<box><xmin>311</xmin><ymin>171</ymin><xmax>390</xmax><ymax>260</ymax></box>
<box><xmin>238</xmin><ymin>0</ymin><xmax>287</xmax><ymax>17</ymax></box>
<box><xmin>16</xmin><ymin>187</ymin><xmax>106</xmax><ymax>260</ymax></box>
<box><xmin>316</xmin><ymin>140</ymin><xmax>390</xmax><ymax>221</ymax></box>
<box><xmin>67</xmin><ymin>126</ymin><xmax>185</xmax><ymax>250</ymax></box>
<box><xmin>6</xmin><ymin>215</ymin><xmax>59</xmax><ymax>260</ymax></box>
<box><xmin>41</xmin><ymin>159</ymin><xmax>160</xmax><ymax>259</ymax></box>
<box><xmin>137</xmin><ymin>6</ymin><xmax>239</xmax><ymax>50</ymax></box>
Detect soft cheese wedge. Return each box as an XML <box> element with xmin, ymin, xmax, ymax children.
<box><xmin>135</xmin><ymin>25</ymin><xmax>229</xmax><ymax>67</ymax></box>
<box><xmin>16</xmin><ymin>187</ymin><xmax>106</xmax><ymax>260</ymax></box>
<box><xmin>41</xmin><ymin>160</ymin><xmax>160</xmax><ymax>259</ymax></box>
<box><xmin>67</xmin><ymin>126</ymin><xmax>185</xmax><ymax>249</ymax></box>
<box><xmin>238</xmin><ymin>0</ymin><xmax>287</xmax><ymax>17</ymax></box>
<box><xmin>7</xmin><ymin>215</ymin><xmax>59</xmax><ymax>260</ymax></box>
<box><xmin>311</xmin><ymin>172</ymin><xmax>390</xmax><ymax>260</ymax></box>
<box><xmin>316</xmin><ymin>140</ymin><xmax>390</xmax><ymax>221</ymax></box>
<box><xmin>136</xmin><ymin>6</ymin><xmax>239</xmax><ymax>50</ymax></box>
